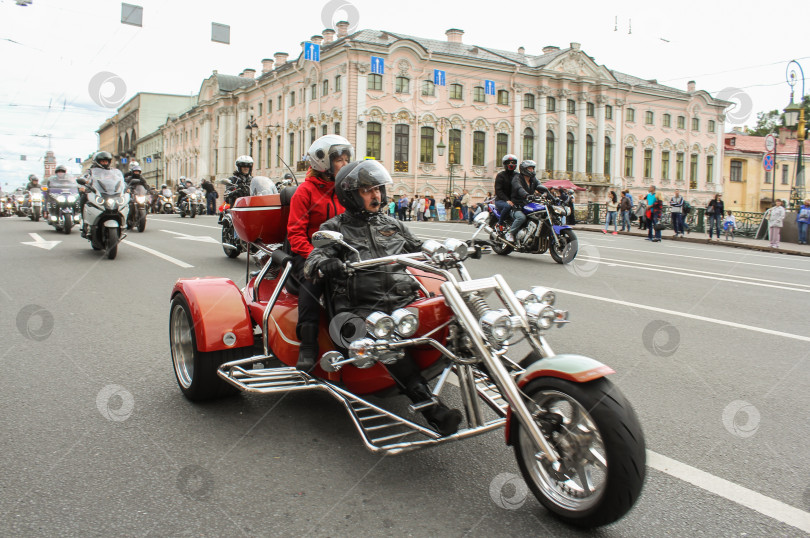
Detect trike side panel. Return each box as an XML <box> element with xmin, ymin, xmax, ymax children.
<box><xmin>172</xmin><ymin>278</ymin><xmax>253</xmax><ymax>352</ymax></box>
<box><xmin>505</xmin><ymin>354</ymin><xmax>615</xmax><ymax>444</ymax></box>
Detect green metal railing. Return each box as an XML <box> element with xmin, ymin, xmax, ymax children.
<box><xmin>582</xmin><ymin>203</ymin><xmax>766</xmax><ymax>237</ymax></box>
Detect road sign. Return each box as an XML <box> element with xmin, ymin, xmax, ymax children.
<box><xmin>433</xmin><ymin>69</ymin><xmax>446</xmax><ymax>86</ymax></box>
<box><xmin>485</xmin><ymin>80</ymin><xmax>495</xmax><ymax>95</ymax></box>
<box><xmin>763</xmin><ymin>154</ymin><xmax>774</xmax><ymax>171</ymax></box>
<box><xmin>371</xmin><ymin>56</ymin><xmax>384</xmax><ymax>74</ymax></box>
<box><xmin>304</xmin><ymin>42</ymin><xmax>320</xmax><ymax>62</ymax></box>
<box><xmin>765</xmin><ymin>134</ymin><xmax>775</xmax><ymax>152</ymax></box>
<box><xmin>21</xmin><ymin>233</ymin><xmax>60</xmax><ymax>250</ymax></box>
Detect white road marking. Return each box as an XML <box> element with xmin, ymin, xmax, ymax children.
<box><xmin>122</xmin><ymin>240</ymin><xmax>193</xmax><ymax>268</ymax></box>
<box><xmin>21</xmin><ymin>232</ymin><xmax>61</xmax><ymax>250</ymax></box>
<box><xmin>160</xmin><ymin>229</ymin><xmax>219</xmax><ymax>243</ymax></box>
<box><xmin>585</xmin><ymin>243</ymin><xmax>810</xmax><ymax>272</ymax></box>
<box><xmin>551</xmin><ymin>287</ymin><xmax>810</xmax><ymax>342</ymax></box>
<box><xmin>577</xmin><ymin>255</ymin><xmax>810</xmax><ymax>293</ymax></box>
<box><xmin>148</xmin><ymin>217</ymin><xmax>220</xmax><ymax>230</ymax></box>
<box><xmin>646</xmin><ymin>451</ymin><xmax>810</xmax><ymax>534</ymax></box>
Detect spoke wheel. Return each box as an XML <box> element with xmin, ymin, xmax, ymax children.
<box><xmin>512</xmin><ymin>377</ymin><xmax>645</xmax><ymax>528</ymax></box>
<box><xmin>549</xmin><ymin>229</ymin><xmax>578</xmax><ymax>264</ymax></box>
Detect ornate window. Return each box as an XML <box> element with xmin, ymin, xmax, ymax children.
<box><xmin>289</xmin><ymin>91</ymin><xmax>295</xmax><ymax>107</ymax></box>
<box><xmin>782</xmin><ymin>164</ymin><xmax>789</xmax><ymax>184</ymax></box>
<box><xmin>449</xmin><ymin>129</ymin><xmax>461</xmax><ymax>164</ymax></box>
<box><xmin>605</xmin><ymin>105</ymin><xmax>612</xmax><ymax>119</ymax></box>
<box><xmin>267</xmin><ymin>99</ymin><xmax>273</xmax><ymax>114</ymax></box>
<box><xmin>730</xmin><ymin>160</ymin><xmax>743</xmax><ymax>182</ymax></box>
<box><xmin>624</xmin><ymin>147</ymin><xmax>634</xmax><ymax>177</ymax></box>
<box><xmin>708</xmin><ymin>120</ymin><xmax>716</xmax><ymax>133</ymax></box>
<box><xmin>547</xmin><ymin>96</ymin><xmax>556</xmax><ymax>112</ymax></box>
<box><xmin>322</xmin><ymin>125</ymin><xmax>327</xmax><ymax>136</ymax></box>
<box><xmin>692</xmin><ymin>118</ymin><xmax>700</xmax><ymax>131</ymax></box>
<box><xmin>706</xmin><ymin>155</ymin><xmax>714</xmax><ymax>182</ymax></box>
<box><xmin>473</xmin><ymin>131</ymin><xmax>485</xmax><ymax>166</ymax></box>
<box><xmin>334</xmin><ymin>122</ymin><xmax>341</xmax><ymax>136</ymax></box>
<box><xmin>677</xmin><ymin>116</ymin><xmax>686</xmax><ymax>129</ymax></box>
<box><xmin>626</xmin><ymin>108</ymin><xmax>636</xmax><ymax>122</ymax></box>
<box><xmin>661</xmin><ymin>151</ymin><xmax>670</xmax><ymax>180</ymax></box>
<box><xmin>523</xmin><ymin>128</ymin><xmax>534</xmax><ymax>160</ymax></box>
<box><xmin>395</xmin><ymin>76</ymin><xmax>409</xmax><ymax>94</ymax></box>
<box><xmin>366</xmin><ymin>122</ymin><xmax>382</xmax><ymax>160</ymax></box>
<box><xmin>524</xmin><ymin>93</ymin><xmax>535</xmax><ymax>109</ymax></box>
<box><xmin>567</xmin><ymin>99</ymin><xmax>575</xmax><ymax>114</ymax></box>
<box><xmin>420</xmin><ymin>127</ymin><xmax>434</xmax><ymax>163</ymax></box>
<box><xmin>604</xmin><ymin>137</ymin><xmax>612</xmax><ymax>177</ymax></box>
<box><xmin>497</xmin><ymin>133</ymin><xmax>508</xmax><ymax>162</ymax></box>
<box><xmin>277</xmin><ymin>96</ymin><xmax>282</xmax><ymax>110</ymax></box>
<box><xmin>546</xmin><ymin>131</ymin><xmax>555</xmax><ymax>171</ymax></box>
<box><xmin>676</xmin><ymin>152</ymin><xmax>684</xmax><ymax>180</ymax></box>
<box><xmin>644</xmin><ymin>149</ymin><xmax>653</xmax><ymax>178</ymax></box>
<box><xmin>585</xmin><ymin>134</ymin><xmax>593</xmax><ymax>173</ymax></box>
<box><xmin>288</xmin><ymin>132</ymin><xmax>295</xmax><ymax>164</ymax></box>
<box><xmin>310</xmin><ymin>127</ymin><xmax>316</xmax><ymax>146</ymax></box>
<box><xmin>587</xmin><ymin>102</ymin><xmax>595</xmax><ymax>117</ymax></box>
<box><xmin>450</xmin><ymin>83</ymin><xmax>463</xmax><ymax>100</ymax></box>
<box><xmin>566</xmin><ymin>133</ymin><xmax>575</xmax><ymax>172</ymax></box>
<box><xmin>498</xmin><ymin>90</ymin><xmax>510</xmax><ymax>106</ymax></box>
<box><xmin>395</xmin><ymin>124</ymin><xmax>409</xmax><ymax>171</ymax></box>
<box><xmin>473</xmin><ymin>86</ymin><xmax>485</xmax><ymax>102</ymax></box>
<box><xmin>311</xmin><ymin>84</ymin><xmax>317</xmax><ymax>99</ymax></box>
<box><xmin>689</xmin><ymin>154</ymin><xmax>698</xmax><ymax>188</ymax></box>
<box><xmin>335</xmin><ymin>75</ymin><xmax>342</xmax><ymax>92</ymax></box>
<box><xmin>422</xmin><ymin>80</ymin><xmax>435</xmax><ymax>96</ymax></box>
<box><xmin>258</xmin><ymin>103</ymin><xmax>262</xmax><ymax>116</ymax></box>
<box><xmin>663</xmin><ymin>114</ymin><xmax>671</xmax><ymax>128</ymax></box>
<box><xmin>322</xmin><ymin>80</ymin><xmax>328</xmax><ymax>95</ymax></box>
<box><xmin>257</xmin><ymin>139</ymin><xmax>262</xmax><ymax>169</ymax></box>
<box><xmin>645</xmin><ymin>111</ymin><xmax>654</xmax><ymax>125</ymax></box>
<box><xmin>368</xmin><ymin>74</ymin><xmax>382</xmax><ymax>91</ymax></box>
<box><xmin>266</xmin><ymin>137</ymin><xmax>271</xmax><ymax>168</ymax></box>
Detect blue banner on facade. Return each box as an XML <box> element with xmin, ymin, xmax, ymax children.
<box><xmin>485</xmin><ymin>80</ymin><xmax>495</xmax><ymax>95</ymax></box>
<box><xmin>371</xmin><ymin>56</ymin><xmax>384</xmax><ymax>74</ymax></box>
<box><xmin>75</xmin><ymin>157</ymin><xmax>81</xmax><ymax>163</ymax></box>
<box><xmin>146</xmin><ymin>157</ymin><xmax>152</xmax><ymax>164</ymax></box>
<box><xmin>304</xmin><ymin>42</ymin><xmax>320</xmax><ymax>62</ymax></box>
<box><xmin>121</xmin><ymin>157</ymin><xmax>128</xmax><ymax>164</ymax></box>
<box><xmin>434</xmin><ymin>69</ymin><xmax>446</xmax><ymax>86</ymax></box>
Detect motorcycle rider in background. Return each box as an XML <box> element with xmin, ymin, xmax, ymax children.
<box><xmin>304</xmin><ymin>159</ymin><xmax>463</xmax><ymax>436</ymax></box>
<box><xmin>176</xmin><ymin>179</ymin><xmax>194</xmax><ymax>211</ymax></box>
<box><xmin>43</xmin><ymin>165</ymin><xmax>70</xmax><ymax>219</ymax></box>
<box><xmin>287</xmin><ymin>135</ymin><xmax>353</xmax><ymax>372</ymax></box>
<box><xmin>79</xmin><ymin>151</ymin><xmax>113</xmax><ymax>237</ymax></box>
<box><xmin>494</xmin><ymin>154</ymin><xmax>517</xmax><ymax>228</ymax></box>
<box><xmin>507</xmin><ymin>160</ymin><xmax>549</xmax><ymax>242</ymax></box>
<box><xmin>25</xmin><ymin>174</ymin><xmax>41</xmax><ymax>191</ymax></box>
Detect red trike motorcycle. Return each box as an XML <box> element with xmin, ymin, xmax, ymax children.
<box><xmin>169</xmin><ymin>191</ymin><xmax>646</xmax><ymax>528</ymax></box>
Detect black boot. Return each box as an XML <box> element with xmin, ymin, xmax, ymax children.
<box><xmin>405</xmin><ymin>379</ymin><xmax>462</xmax><ymax>436</ymax></box>
<box><xmin>296</xmin><ymin>323</ymin><xmax>319</xmax><ymax>372</ymax></box>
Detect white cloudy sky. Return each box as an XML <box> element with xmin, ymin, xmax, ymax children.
<box><xmin>1</xmin><ymin>0</ymin><xmax>808</xmax><ymax>189</ymax></box>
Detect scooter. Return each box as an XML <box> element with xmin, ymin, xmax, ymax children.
<box><xmin>76</xmin><ymin>169</ymin><xmax>129</xmax><ymax>260</ymax></box>
<box><xmin>169</xmin><ymin>190</ymin><xmax>645</xmax><ymax>528</ymax></box>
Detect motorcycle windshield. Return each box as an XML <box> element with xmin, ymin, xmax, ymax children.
<box><xmin>249</xmin><ymin>176</ymin><xmax>278</xmax><ymax>196</ymax></box>
<box><xmin>162</xmin><ymin>189</ymin><xmax>172</xmax><ymax>197</ymax></box>
<box><xmin>183</xmin><ymin>187</ymin><xmax>197</xmax><ymax>194</ymax></box>
<box><xmin>29</xmin><ymin>187</ymin><xmax>42</xmax><ymax>195</ymax></box>
<box><xmin>48</xmin><ymin>177</ymin><xmax>79</xmax><ymax>194</ymax></box>
<box><xmin>132</xmin><ymin>185</ymin><xmax>148</xmax><ymax>195</ymax></box>
<box><xmin>90</xmin><ymin>168</ymin><xmax>125</xmax><ymax>195</ymax></box>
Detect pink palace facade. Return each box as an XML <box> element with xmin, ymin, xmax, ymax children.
<box><xmin>160</xmin><ymin>24</ymin><xmax>730</xmax><ymax>204</ymax></box>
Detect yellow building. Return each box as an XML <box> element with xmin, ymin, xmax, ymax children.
<box><xmin>723</xmin><ymin>131</ymin><xmax>808</xmax><ymax>212</ymax></box>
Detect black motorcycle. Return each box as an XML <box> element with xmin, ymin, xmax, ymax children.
<box><xmin>219</xmin><ymin>177</ymin><xmax>251</xmax><ymax>258</ymax></box>
<box><xmin>177</xmin><ymin>186</ymin><xmax>199</xmax><ymax>218</ymax></box>
<box><xmin>46</xmin><ymin>176</ymin><xmax>80</xmax><ymax>234</ymax></box>
<box><xmin>126</xmin><ymin>184</ymin><xmax>148</xmax><ymax>232</ymax></box>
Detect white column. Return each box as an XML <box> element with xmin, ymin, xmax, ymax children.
<box><xmin>236</xmin><ymin>103</ymin><xmax>248</xmax><ymax>157</ymax></box>
<box><xmin>537</xmin><ymin>92</ymin><xmax>547</xmax><ymax>173</ymax></box>
<box><xmin>557</xmin><ymin>90</ymin><xmax>568</xmax><ymax>177</ymax></box>
<box><xmin>576</xmin><ymin>92</ymin><xmax>587</xmax><ymax>177</ymax></box>
<box><xmin>356</xmin><ymin>67</ymin><xmax>368</xmax><ymax>159</ymax></box>
<box><xmin>199</xmin><ymin>115</ymin><xmax>211</xmax><ymax>178</ymax></box>
<box><xmin>613</xmin><ymin>99</ymin><xmax>624</xmax><ymax>185</ymax></box>
<box><xmin>595</xmin><ymin>96</ymin><xmax>606</xmax><ymax>177</ymax></box>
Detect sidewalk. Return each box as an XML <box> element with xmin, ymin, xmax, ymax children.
<box><xmin>574</xmin><ymin>223</ymin><xmax>810</xmax><ymax>257</ymax></box>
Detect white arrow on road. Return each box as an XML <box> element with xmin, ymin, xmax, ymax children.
<box><xmin>21</xmin><ymin>233</ymin><xmax>61</xmax><ymax>250</ymax></box>
<box><xmin>160</xmin><ymin>229</ymin><xmax>219</xmax><ymax>244</ymax></box>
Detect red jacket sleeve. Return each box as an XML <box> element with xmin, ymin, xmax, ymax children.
<box><xmin>287</xmin><ymin>183</ymin><xmax>314</xmax><ymax>258</ymax></box>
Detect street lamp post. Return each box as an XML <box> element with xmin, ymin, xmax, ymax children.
<box><xmin>784</xmin><ymin>60</ymin><xmax>806</xmax><ymax>209</ymax></box>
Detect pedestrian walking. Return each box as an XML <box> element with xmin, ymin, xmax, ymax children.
<box><xmin>619</xmin><ymin>190</ymin><xmax>633</xmax><ymax>231</ymax></box>
<box><xmin>669</xmin><ymin>189</ymin><xmax>685</xmax><ymax>237</ymax></box>
<box><xmin>414</xmin><ymin>195</ymin><xmax>424</xmax><ymax>221</ymax></box>
<box><xmin>706</xmin><ymin>194</ymin><xmax>724</xmax><ymax>241</ymax></box>
<box><xmin>722</xmin><ymin>210</ymin><xmax>737</xmax><ymax>241</ymax></box>
<box><xmin>796</xmin><ymin>198</ymin><xmax>810</xmax><ymax>244</ymax></box>
<box><xmin>764</xmin><ymin>199</ymin><xmax>786</xmax><ymax>248</ymax></box>
<box><xmin>604</xmin><ymin>191</ymin><xmax>618</xmax><ymax>234</ymax></box>
<box><xmin>648</xmin><ymin>194</ymin><xmax>663</xmax><ymax>242</ymax></box>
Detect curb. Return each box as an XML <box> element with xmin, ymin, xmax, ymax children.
<box><xmin>575</xmin><ymin>227</ymin><xmax>810</xmax><ymax>257</ymax></box>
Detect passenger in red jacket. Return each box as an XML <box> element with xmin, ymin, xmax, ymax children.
<box><xmin>289</xmin><ymin>135</ymin><xmax>354</xmax><ymax>371</ymax></box>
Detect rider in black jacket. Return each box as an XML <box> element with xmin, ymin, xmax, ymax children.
<box><xmin>494</xmin><ymin>154</ymin><xmax>517</xmax><ymax>225</ymax></box>
<box><xmin>305</xmin><ymin>160</ymin><xmax>463</xmax><ymax>436</ymax></box>
<box><xmin>507</xmin><ymin>160</ymin><xmax>548</xmax><ymax>242</ymax></box>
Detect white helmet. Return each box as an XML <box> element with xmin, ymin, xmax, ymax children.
<box><xmin>129</xmin><ymin>161</ymin><xmax>140</xmax><ymax>171</ymax></box>
<box><xmin>307</xmin><ymin>135</ymin><xmax>354</xmax><ymax>177</ymax></box>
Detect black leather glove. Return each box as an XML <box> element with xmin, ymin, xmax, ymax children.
<box><xmin>317</xmin><ymin>258</ymin><xmax>347</xmax><ymax>279</ymax></box>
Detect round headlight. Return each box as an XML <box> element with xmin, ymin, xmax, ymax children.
<box><xmin>95</xmin><ymin>195</ymin><xmax>104</xmax><ymax>205</ymax></box>
<box><xmin>443</xmin><ymin>238</ymin><xmax>468</xmax><ymax>259</ymax></box>
<box><xmin>391</xmin><ymin>308</ymin><xmax>419</xmax><ymax>337</ymax></box>
<box><xmin>136</xmin><ymin>195</ymin><xmax>146</xmax><ymax>203</ymax></box>
<box><xmin>67</xmin><ymin>194</ymin><xmax>77</xmax><ymax>203</ymax></box>
<box><xmin>480</xmin><ymin>309</ymin><xmax>514</xmax><ymax>344</ymax></box>
<box><xmin>421</xmin><ymin>239</ymin><xmax>447</xmax><ymax>259</ymax></box>
<box><xmin>530</xmin><ymin>286</ymin><xmax>556</xmax><ymax>306</ymax></box>
<box><xmin>365</xmin><ymin>312</ymin><xmax>395</xmax><ymax>339</ymax></box>
<box><xmin>118</xmin><ymin>196</ymin><xmax>126</xmax><ymax>205</ymax></box>
<box><xmin>526</xmin><ymin>304</ymin><xmax>557</xmax><ymax>331</ymax></box>
<box><xmin>515</xmin><ymin>290</ymin><xmax>539</xmax><ymax>306</ymax></box>
<box><xmin>57</xmin><ymin>195</ymin><xmax>66</xmax><ymax>203</ymax></box>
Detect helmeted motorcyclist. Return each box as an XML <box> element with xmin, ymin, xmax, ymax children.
<box><xmin>25</xmin><ymin>174</ymin><xmax>41</xmax><ymax>191</ymax></box>
<box><xmin>288</xmin><ymin>135</ymin><xmax>353</xmax><ymax>372</ymax></box>
<box><xmin>79</xmin><ymin>151</ymin><xmax>114</xmax><ymax>236</ymax></box>
<box><xmin>304</xmin><ymin>159</ymin><xmax>463</xmax><ymax>436</ymax></box>
<box><xmin>507</xmin><ymin>160</ymin><xmax>549</xmax><ymax>242</ymax></box>
<box><xmin>494</xmin><ymin>154</ymin><xmax>517</xmax><ymax>226</ymax></box>
<box><xmin>176</xmin><ymin>178</ymin><xmax>194</xmax><ymax>211</ymax></box>
<box><xmin>124</xmin><ymin>163</ymin><xmax>145</xmax><ymax>186</ymax></box>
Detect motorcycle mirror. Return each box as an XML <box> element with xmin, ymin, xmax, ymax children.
<box><xmin>76</xmin><ymin>178</ymin><xmax>87</xmax><ymax>185</ymax></box>
<box><xmin>312</xmin><ymin>230</ymin><xmax>344</xmax><ymax>248</ymax></box>
<box><xmin>218</xmin><ymin>178</ymin><xmax>234</xmax><ymax>186</ymax></box>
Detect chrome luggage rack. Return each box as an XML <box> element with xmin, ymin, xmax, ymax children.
<box><xmin>217</xmin><ymin>357</ymin><xmax>506</xmax><ymax>455</ymax></box>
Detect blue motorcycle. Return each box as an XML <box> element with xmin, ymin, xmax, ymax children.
<box><xmin>471</xmin><ymin>195</ymin><xmax>578</xmax><ymax>264</ymax></box>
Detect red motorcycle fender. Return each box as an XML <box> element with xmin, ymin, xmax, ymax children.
<box><xmin>504</xmin><ymin>354</ymin><xmax>615</xmax><ymax>445</ymax></box>
<box><xmin>172</xmin><ymin>278</ymin><xmax>253</xmax><ymax>353</ymax></box>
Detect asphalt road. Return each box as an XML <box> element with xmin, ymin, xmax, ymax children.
<box><xmin>1</xmin><ymin>214</ymin><xmax>809</xmax><ymax>537</ymax></box>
